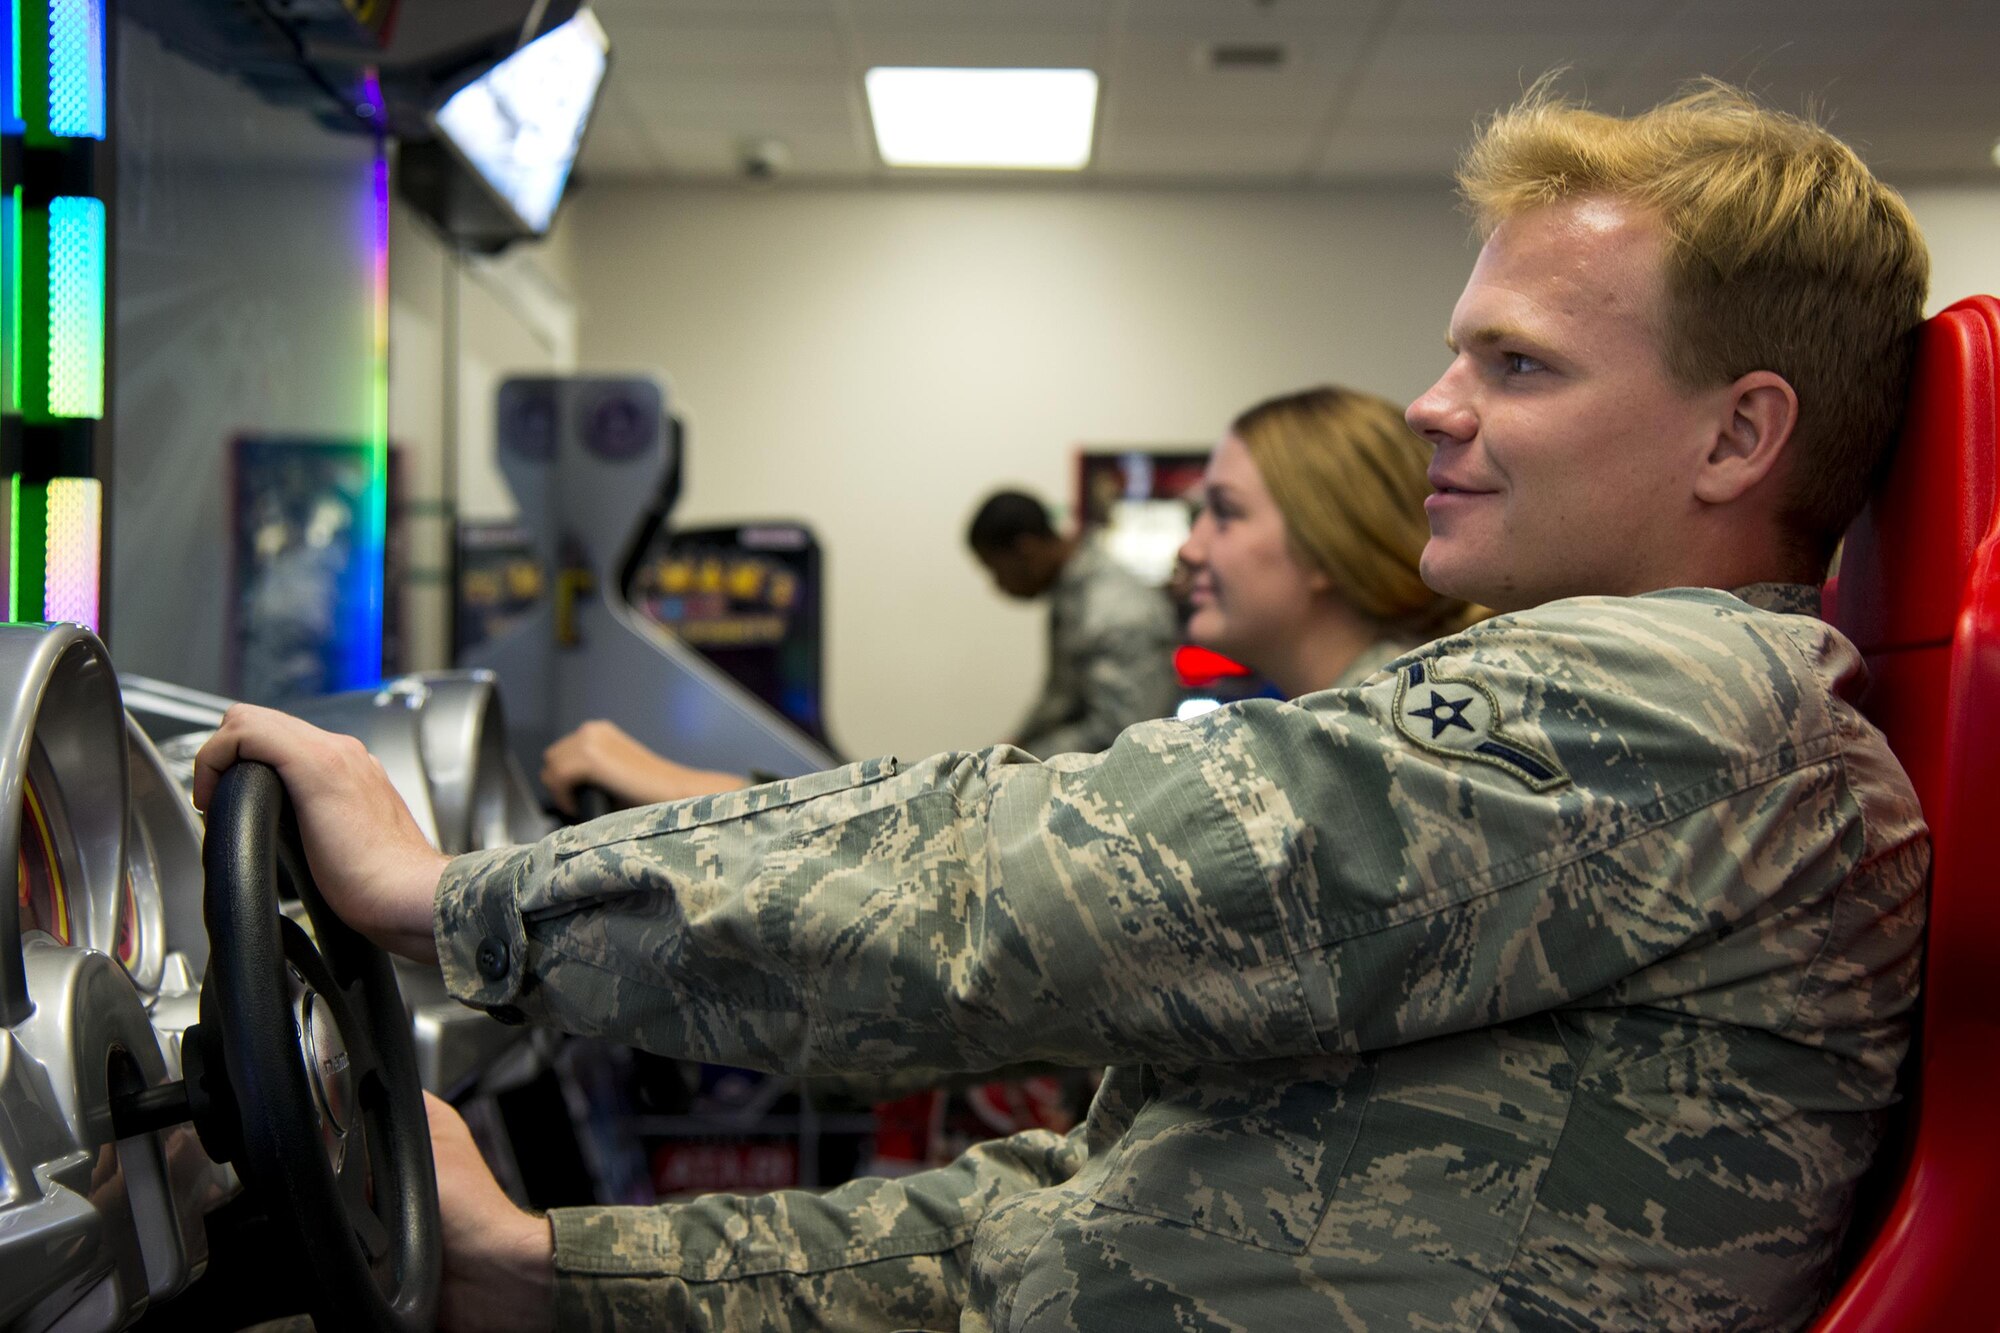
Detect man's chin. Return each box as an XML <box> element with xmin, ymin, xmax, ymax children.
<box><xmin>1418</xmin><ymin>547</ymin><xmax>1478</xmax><ymax>602</ymax></box>
<box><xmin>1421</xmin><ymin>548</ymin><xmax>1532</xmax><ymax>615</ymax></box>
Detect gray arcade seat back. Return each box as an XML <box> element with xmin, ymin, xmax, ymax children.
<box><xmin>464</xmin><ymin>376</ymin><xmax>836</xmax><ymax>792</ymax></box>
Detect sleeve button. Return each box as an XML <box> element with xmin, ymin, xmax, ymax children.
<box><xmin>475</xmin><ymin>938</ymin><xmax>511</xmax><ymax>981</ymax></box>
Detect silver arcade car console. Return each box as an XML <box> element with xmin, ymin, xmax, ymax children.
<box><xmin>121</xmin><ymin>668</ymin><xmax>558</xmax><ymax>1096</ymax></box>
<box><xmin>0</xmin><ymin>626</ymin><xmax>231</xmax><ymax>1330</ymax></box>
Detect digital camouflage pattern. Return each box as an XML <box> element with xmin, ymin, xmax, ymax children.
<box><xmin>1010</xmin><ymin>539</ymin><xmax>1181</xmax><ymax>758</ymax></box>
<box><xmin>436</xmin><ymin>583</ymin><xmax>1927</xmax><ymax>1332</ymax></box>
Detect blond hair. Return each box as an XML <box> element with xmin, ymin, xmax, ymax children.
<box><xmin>1232</xmin><ymin>386</ymin><xmax>1487</xmax><ymax>637</ymax></box>
<box><xmin>1460</xmin><ymin>79</ymin><xmax>1930</xmax><ymax>564</ymax></box>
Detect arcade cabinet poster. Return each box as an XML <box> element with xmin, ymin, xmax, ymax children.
<box><xmin>229</xmin><ymin>436</ymin><xmax>397</xmax><ymax>703</ymax></box>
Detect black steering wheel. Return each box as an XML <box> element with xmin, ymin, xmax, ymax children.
<box><xmin>186</xmin><ymin>761</ymin><xmax>441</xmax><ymax>1331</ymax></box>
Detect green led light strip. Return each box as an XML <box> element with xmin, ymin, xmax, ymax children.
<box><xmin>10</xmin><ymin>476</ymin><xmax>45</xmax><ymax>621</ymax></box>
<box><xmin>1</xmin><ymin>187</ymin><xmax>19</xmax><ymax>414</ymax></box>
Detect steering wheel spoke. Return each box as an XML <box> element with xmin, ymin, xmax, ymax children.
<box><xmin>336</xmin><ymin>982</ymin><xmax>387</xmax><ymax>1085</ymax></box>
<box><xmin>341</xmin><ymin>1146</ymin><xmax>392</xmax><ymax>1262</ymax></box>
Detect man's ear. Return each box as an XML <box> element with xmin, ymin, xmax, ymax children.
<box><xmin>1694</xmin><ymin>370</ymin><xmax>1799</xmax><ymax>505</ymax></box>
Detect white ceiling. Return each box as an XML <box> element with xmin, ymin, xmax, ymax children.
<box><xmin>575</xmin><ymin>0</ymin><xmax>2000</xmax><ymax>188</ymax></box>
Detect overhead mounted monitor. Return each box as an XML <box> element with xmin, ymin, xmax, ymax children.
<box><xmin>431</xmin><ymin>9</ymin><xmax>609</xmax><ymax>236</ymax></box>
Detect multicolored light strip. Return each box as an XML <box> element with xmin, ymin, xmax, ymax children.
<box><xmin>44</xmin><ymin>194</ymin><xmax>102</xmax><ymax>418</ymax></box>
<box><xmin>328</xmin><ymin>143</ymin><xmax>391</xmax><ymax>688</ymax></box>
<box><xmin>3</xmin><ymin>0</ymin><xmax>109</xmax><ymax>626</ymax></box>
<box><xmin>42</xmin><ymin>475</ymin><xmax>96</xmax><ymax>625</ymax></box>
<box><xmin>44</xmin><ymin>0</ymin><xmax>103</xmax><ymax>140</ymax></box>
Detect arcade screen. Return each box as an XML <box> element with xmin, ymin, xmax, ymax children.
<box><xmin>455</xmin><ymin>520</ymin><xmax>545</xmax><ymax>657</ymax></box>
<box><xmin>433</xmin><ymin>10</ymin><xmax>609</xmax><ymax>235</ymax></box>
<box><xmin>1075</xmin><ymin>449</ymin><xmax>1209</xmax><ymax>587</ymax></box>
<box><xmin>629</xmin><ymin>523</ymin><xmax>831</xmax><ymax>749</ymax></box>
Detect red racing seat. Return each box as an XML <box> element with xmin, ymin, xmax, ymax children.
<box><xmin>1814</xmin><ymin>295</ymin><xmax>2000</xmax><ymax>1331</ymax></box>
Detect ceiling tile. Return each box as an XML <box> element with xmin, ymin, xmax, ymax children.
<box><xmin>642</xmin><ymin>125</ymin><xmax>876</xmax><ymax>178</ymax></box>
<box><xmin>853</xmin><ymin>25</ymin><xmax>1108</xmax><ymax>69</ymax></box>
<box><xmin>600</xmin><ymin>17</ymin><xmax>848</xmax><ymax>74</ymax></box>
<box><xmin>1343</xmin><ymin>30</ymin><xmax>1633</xmax><ymax>125</ymax></box>
<box><xmin>575</xmin><ymin>93</ymin><xmax>670</xmax><ymax>178</ymax></box>
<box><xmin>621</xmin><ymin>72</ymin><xmax>862</xmax><ymax>132</ymax></box>
<box><xmin>593</xmin><ymin>0</ymin><xmax>830</xmax><ymax>16</ymax></box>
<box><xmin>844</xmin><ymin>0</ymin><xmax>1112</xmax><ymax>22</ymax></box>
<box><xmin>568</xmin><ymin>0</ymin><xmax>1996</xmax><ymax>186</ymax></box>
<box><xmin>1095</xmin><ymin>123</ymin><xmax>1319</xmax><ymax>180</ymax></box>
<box><xmin>1103</xmin><ymin>30</ymin><xmax>1361</xmax><ymax>127</ymax></box>
<box><xmin>1111</xmin><ymin>0</ymin><xmax>1389</xmax><ymax>40</ymax></box>
<box><xmin>1312</xmin><ymin>120</ymin><xmax>1465</xmax><ymax>182</ymax></box>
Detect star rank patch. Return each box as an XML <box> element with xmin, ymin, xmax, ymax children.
<box><xmin>1391</xmin><ymin>658</ymin><xmax>1570</xmax><ymax>791</ymax></box>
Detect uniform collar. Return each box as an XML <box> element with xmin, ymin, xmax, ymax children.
<box><xmin>1729</xmin><ymin>582</ymin><xmax>1822</xmax><ymax>617</ymax></box>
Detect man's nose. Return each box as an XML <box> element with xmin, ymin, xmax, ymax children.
<box><xmin>1407</xmin><ymin>368</ymin><xmax>1476</xmax><ymax>447</ymax></box>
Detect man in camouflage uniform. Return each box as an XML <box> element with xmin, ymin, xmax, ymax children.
<box><xmin>967</xmin><ymin>489</ymin><xmax>1182</xmax><ymax>757</ymax></box>
<box><xmin>198</xmin><ymin>82</ymin><xmax>1931</xmax><ymax>1332</ymax></box>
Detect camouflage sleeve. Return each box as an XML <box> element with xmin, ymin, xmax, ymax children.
<box><xmin>1015</xmin><ymin>620</ymin><xmax>1180</xmax><ymax>757</ymax></box>
<box><xmin>545</xmin><ymin>1122</ymin><xmax>1087</xmax><ymax>1331</ymax></box>
<box><xmin>435</xmin><ymin>589</ymin><xmax>1863</xmax><ymax>1076</ymax></box>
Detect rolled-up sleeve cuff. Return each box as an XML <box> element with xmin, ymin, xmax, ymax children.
<box><xmin>434</xmin><ymin>842</ymin><xmax>540</xmax><ymax>1018</ymax></box>
<box><xmin>551</xmin><ymin>1206</ymin><xmax>689</xmax><ymax>1328</ymax></box>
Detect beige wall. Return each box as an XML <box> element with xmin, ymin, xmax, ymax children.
<box><xmin>1908</xmin><ymin>188</ymin><xmax>2000</xmax><ymax>319</ymax></box>
<box><xmin>545</xmin><ymin>180</ymin><xmax>2000</xmax><ymax>764</ymax></box>
<box><xmin>562</xmin><ymin>183</ymin><xmax>1480</xmax><ymax>760</ymax></box>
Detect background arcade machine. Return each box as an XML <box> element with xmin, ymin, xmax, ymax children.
<box><xmin>461</xmin><ymin>376</ymin><xmax>837</xmax><ymax>794</ymax></box>
<box><xmin>626</xmin><ymin>517</ymin><xmax>837</xmax><ymax>752</ymax></box>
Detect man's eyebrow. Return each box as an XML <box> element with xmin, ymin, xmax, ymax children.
<box><xmin>1445</xmin><ymin>325</ymin><xmax>1522</xmax><ymax>353</ymax></box>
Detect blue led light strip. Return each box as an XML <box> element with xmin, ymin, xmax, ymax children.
<box><xmin>44</xmin><ymin>195</ymin><xmax>103</xmax><ymax>418</ymax></box>
<box><xmin>44</xmin><ymin>0</ymin><xmax>102</xmax><ymax>140</ymax></box>
<box><xmin>3</xmin><ymin>0</ymin><xmax>23</xmax><ymax>135</ymax></box>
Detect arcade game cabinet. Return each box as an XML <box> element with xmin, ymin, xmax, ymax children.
<box><xmin>460</xmin><ymin>378</ymin><xmax>838</xmax><ymax>790</ymax></box>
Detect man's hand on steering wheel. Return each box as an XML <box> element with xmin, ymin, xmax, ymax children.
<box><xmin>193</xmin><ymin>704</ymin><xmax>449</xmax><ymax>964</ymax></box>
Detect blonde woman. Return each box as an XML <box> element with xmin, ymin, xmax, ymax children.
<box><xmin>1179</xmin><ymin>384</ymin><xmax>1484</xmax><ymax>699</ymax></box>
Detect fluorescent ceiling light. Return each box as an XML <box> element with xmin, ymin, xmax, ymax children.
<box><xmin>866</xmin><ymin>68</ymin><xmax>1099</xmax><ymax>170</ymax></box>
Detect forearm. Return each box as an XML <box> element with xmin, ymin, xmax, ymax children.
<box><xmin>433</xmin><ymin>737</ymin><xmax>1320</xmax><ymax>1077</ymax></box>
<box><xmin>548</xmin><ymin>1125</ymin><xmax>1085</xmax><ymax>1331</ymax></box>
